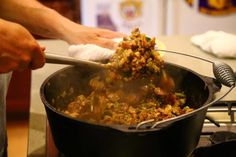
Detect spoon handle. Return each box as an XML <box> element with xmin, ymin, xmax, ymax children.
<box><xmin>45</xmin><ymin>52</ymin><xmax>104</xmax><ymax>68</ymax></box>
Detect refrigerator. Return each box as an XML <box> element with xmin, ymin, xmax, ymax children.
<box><xmin>80</xmin><ymin>0</ymin><xmax>236</xmax><ymax>36</ymax></box>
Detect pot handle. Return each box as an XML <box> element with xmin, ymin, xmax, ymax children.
<box><xmin>201</xmin><ymin>75</ymin><xmax>222</xmax><ymax>94</ymax></box>
<box><xmin>204</xmin><ymin>61</ymin><xmax>235</xmax><ymax>93</ymax></box>
<box><xmin>156</xmin><ymin>49</ymin><xmax>236</xmax><ymax>88</ymax></box>
<box><xmin>213</xmin><ymin>61</ymin><xmax>235</xmax><ymax>87</ymax></box>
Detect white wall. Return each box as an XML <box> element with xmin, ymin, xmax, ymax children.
<box><xmin>80</xmin><ymin>0</ymin><xmax>236</xmax><ymax>35</ymax></box>
<box><xmin>166</xmin><ymin>0</ymin><xmax>236</xmax><ymax>35</ymax></box>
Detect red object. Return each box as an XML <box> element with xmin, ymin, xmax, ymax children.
<box><xmin>46</xmin><ymin>121</ymin><xmax>59</xmax><ymax>157</ymax></box>
<box><xmin>6</xmin><ymin>69</ymin><xmax>31</xmax><ymax>119</ymax></box>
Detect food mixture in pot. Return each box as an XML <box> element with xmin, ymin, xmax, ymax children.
<box><xmin>107</xmin><ymin>28</ymin><xmax>164</xmax><ymax>80</ymax></box>
<box><xmin>59</xmin><ymin>28</ymin><xmax>193</xmax><ymax>125</ymax></box>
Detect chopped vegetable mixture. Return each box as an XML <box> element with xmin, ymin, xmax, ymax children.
<box><xmin>59</xmin><ymin>28</ymin><xmax>193</xmax><ymax>125</ymax></box>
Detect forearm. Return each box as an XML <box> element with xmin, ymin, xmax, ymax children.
<box><xmin>0</xmin><ymin>0</ymin><xmax>124</xmax><ymax>48</ymax></box>
<box><xmin>0</xmin><ymin>0</ymin><xmax>79</xmax><ymax>40</ymax></box>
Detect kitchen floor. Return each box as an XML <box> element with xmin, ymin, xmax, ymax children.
<box><xmin>7</xmin><ymin>119</ymin><xmax>29</xmax><ymax>157</ymax></box>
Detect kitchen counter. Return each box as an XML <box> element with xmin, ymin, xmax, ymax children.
<box><xmin>28</xmin><ymin>36</ymin><xmax>236</xmax><ymax>156</ymax></box>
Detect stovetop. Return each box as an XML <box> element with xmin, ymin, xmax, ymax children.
<box><xmin>46</xmin><ymin>101</ymin><xmax>236</xmax><ymax>157</ymax></box>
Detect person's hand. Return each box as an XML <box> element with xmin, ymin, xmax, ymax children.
<box><xmin>61</xmin><ymin>24</ymin><xmax>125</xmax><ymax>50</ymax></box>
<box><xmin>0</xmin><ymin>19</ymin><xmax>45</xmax><ymax>73</ymax></box>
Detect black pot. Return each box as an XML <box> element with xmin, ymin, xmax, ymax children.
<box><xmin>40</xmin><ymin>63</ymin><xmax>221</xmax><ymax>157</ymax></box>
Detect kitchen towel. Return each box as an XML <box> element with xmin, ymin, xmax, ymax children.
<box><xmin>191</xmin><ymin>31</ymin><xmax>236</xmax><ymax>59</ymax></box>
<box><xmin>68</xmin><ymin>38</ymin><xmax>122</xmax><ymax>61</ymax></box>
<box><xmin>68</xmin><ymin>38</ymin><xmax>166</xmax><ymax>61</ymax></box>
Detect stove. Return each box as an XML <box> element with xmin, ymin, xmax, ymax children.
<box><xmin>46</xmin><ymin>101</ymin><xmax>236</xmax><ymax>157</ymax></box>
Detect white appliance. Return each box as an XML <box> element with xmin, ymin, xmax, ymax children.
<box><xmin>80</xmin><ymin>0</ymin><xmax>166</xmax><ymax>36</ymax></box>
<box><xmin>80</xmin><ymin>0</ymin><xmax>236</xmax><ymax>36</ymax></box>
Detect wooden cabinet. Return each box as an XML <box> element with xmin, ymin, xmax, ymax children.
<box><xmin>6</xmin><ymin>70</ymin><xmax>31</xmax><ymax>120</ymax></box>
<box><xmin>39</xmin><ymin>0</ymin><xmax>80</xmax><ymax>22</ymax></box>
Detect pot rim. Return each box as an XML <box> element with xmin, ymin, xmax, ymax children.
<box><xmin>40</xmin><ymin>62</ymin><xmax>218</xmax><ymax>133</ymax></box>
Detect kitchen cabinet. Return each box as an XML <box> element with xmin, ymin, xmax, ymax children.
<box><xmin>6</xmin><ymin>70</ymin><xmax>31</xmax><ymax>120</ymax></box>
<box><xmin>39</xmin><ymin>0</ymin><xmax>80</xmax><ymax>22</ymax></box>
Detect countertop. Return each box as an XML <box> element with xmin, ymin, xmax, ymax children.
<box><xmin>27</xmin><ymin>36</ymin><xmax>236</xmax><ymax>156</ymax></box>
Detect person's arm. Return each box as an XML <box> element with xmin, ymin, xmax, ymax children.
<box><xmin>0</xmin><ymin>0</ymin><xmax>124</xmax><ymax>49</ymax></box>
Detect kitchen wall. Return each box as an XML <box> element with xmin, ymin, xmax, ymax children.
<box><xmin>80</xmin><ymin>0</ymin><xmax>236</xmax><ymax>36</ymax></box>
<box><xmin>166</xmin><ymin>0</ymin><xmax>236</xmax><ymax>35</ymax></box>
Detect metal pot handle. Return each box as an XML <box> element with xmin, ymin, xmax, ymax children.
<box><xmin>200</xmin><ymin>75</ymin><xmax>222</xmax><ymax>94</ymax></box>
<box><xmin>136</xmin><ymin>49</ymin><xmax>236</xmax><ymax>130</ymax></box>
<box><xmin>156</xmin><ymin>49</ymin><xmax>236</xmax><ymax>87</ymax></box>
<box><xmin>213</xmin><ymin>61</ymin><xmax>235</xmax><ymax>87</ymax></box>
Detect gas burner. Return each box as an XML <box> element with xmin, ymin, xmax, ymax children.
<box><xmin>210</xmin><ymin>131</ymin><xmax>236</xmax><ymax>144</ymax></box>
<box><xmin>192</xmin><ymin>131</ymin><xmax>236</xmax><ymax>157</ymax></box>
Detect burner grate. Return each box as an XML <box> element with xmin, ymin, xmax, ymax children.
<box><xmin>205</xmin><ymin>102</ymin><xmax>236</xmax><ymax>124</ymax></box>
